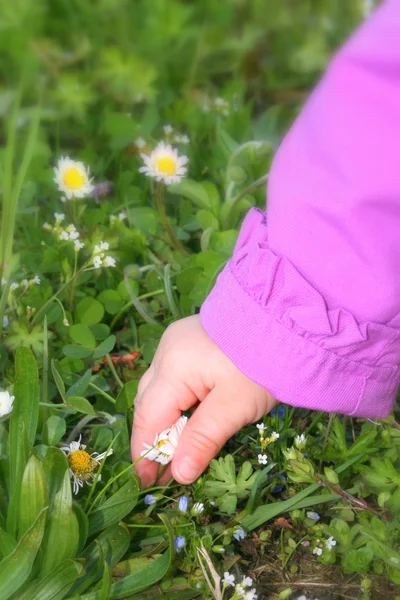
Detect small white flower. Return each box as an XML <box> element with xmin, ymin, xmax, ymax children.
<box><xmin>256</xmin><ymin>423</ymin><xmax>266</xmax><ymax>432</ymax></box>
<box><xmin>258</xmin><ymin>454</ymin><xmax>268</xmax><ymax>465</ymax></box>
<box><xmin>313</xmin><ymin>547</ymin><xmax>323</xmax><ymax>556</ymax></box>
<box><xmin>21</xmin><ymin>279</ymin><xmax>28</xmax><ymax>287</ymax></box>
<box><xmin>66</xmin><ymin>225</ymin><xmax>80</xmax><ymax>241</ymax></box>
<box><xmin>61</xmin><ymin>435</ymin><xmax>113</xmax><ymax>494</ymax></box>
<box><xmin>10</xmin><ymin>282</ymin><xmax>19</xmax><ymax>291</ymax></box>
<box><xmin>54</xmin><ymin>156</ymin><xmax>94</xmax><ymax>200</ymax></box>
<box><xmin>294</xmin><ymin>433</ymin><xmax>307</xmax><ymax>449</ymax></box>
<box><xmin>307</xmin><ymin>511</ymin><xmax>320</xmax><ymax>521</ymax></box>
<box><xmin>192</xmin><ymin>502</ymin><xmax>204</xmax><ymax>515</ymax></box>
<box><xmin>270</xmin><ymin>431</ymin><xmax>280</xmax><ymax>441</ymax></box>
<box><xmin>135</xmin><ymin>137</ymin><xmax>146</xmax><ymax>149</ymax></box>
<box><xmin>63</xmin><ymin>318</ymin><xmax>70</xmax><ymax>327</ymax></box>
<box><xmin>297</xmin><ymin>596</ymin><xmax>308</xmax><ymax>600</ymax></box>
<box><xmin>242</xmin><ymin>576</ymin><xmax>253</xmax><ymax>587</ymax></box>
<box><xmin>43</xmin><ymin>222</ymin><xmax>52</xmax><ymax>230</ymax></box>
<box><xmin>163</xmin><ymin>124</ymin><xmax>173</xmax><ymax>135</ymax></box>
<box><xmin>0</xmin><ymin>391</ymin><xmax>15</xmax><ymax>418</ymax></box>
<box><xmin>139</xmin><ymin>141</ymin><xmax>188</xmax><ymax>185</ymax></box>
<box><xmin>233</xmin><ymin>527</ymin><xmax>247</xmax><ymax>541</ymax></box>
<box><xmin>174</xmin><ymin>133</ymin><xmax>190</xmax><ymax>144</ymax></box>
<box><xmin>59</xmin><ymin>231</ymin><xmax>70</xmax><ymax>241</ymax></box>
<box><xmin>222</xmin><ymin>572</ymin><xmax>235</xmax><ymax>587</ymax></box>
<box><xmin>104</xmin><ymin>256</ymin><xmax>116</xmax><ymax>267</ymax></box>
<box><xmin>244</xmin><ymin>590</ymin><xmax>257</xmax><ymax>600</ymax></box>
<box><xmin>32</xmin><ymin>275</ymin><xmax>41</xmax><ymax>285</ymax></box>
<box><xmin>326</xmin><ymin>536</ymin><xmax>337</xmax><ymax>551</ymax></box>
<box><xmin>54</xmin><ymin>212</ymin><xmax>65</xmax><ymax>222</ymax></box>
<box><xmin>118</xmin><ymin>212</ymin><xmax>127</xmax><ymax>221</ymax></box>
<box><xmin>74</xmin><ymin>240</ymin><xmax>85</xmax><ymax>251</ymax></box>
<box><xmin>141</xmin><ymin>415</ymin><xmax>188</xmax><ymax>465</ymax></box>
<box><xmin>93</xmin><ymin>255</ymin><xmax>102</xmax><ymax>269</ymax></box>
<box><xmin>235</xmin><ymin>584</ymin><xmax>246</xmax><ymax>597</ymax></box>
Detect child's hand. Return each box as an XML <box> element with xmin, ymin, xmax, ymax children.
<box><xmin>131</xmin><ymin>314</ymin><xmax>277</xmax><ymax>486</ymax></box>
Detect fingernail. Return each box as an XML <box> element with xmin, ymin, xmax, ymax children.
<box><xmin>175</xmin><ymin>456</ymin><xmax>201</xmax><ymax>484</ymax></box>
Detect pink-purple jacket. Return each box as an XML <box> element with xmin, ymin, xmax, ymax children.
<box><xmin>200</xmin><ymin>0</ymin><xmax>400</xmax><ymax>419</ymax></box>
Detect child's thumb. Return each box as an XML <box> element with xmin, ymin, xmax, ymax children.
<box><xmin>171</xmin><ymin>388</ymin><xmax>248</xmax><ymax>485</ymax></box>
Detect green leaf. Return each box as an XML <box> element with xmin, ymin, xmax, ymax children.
<box><xmin>42</xmin><ymin>416</ymin><xmax>67</xmax><ymax>446</ymax></box>
<box><xmin>41</xmin><ymin>447</ymin><xmax>69</xmax><ymax>504</ymax></box>
<box><xmin>51</xmin><ymin>360</ymin><xmax>67</xmax><ymax>402</ymax></box>
<box><xmin>204</xmin><ymin>455</ymin><xmax>257</xmax><ymax>515</ymax></box>
<box><xmin>169</xmin><ymin>179</ymin><xmax>211</xmax><ymax>211</ymax></box>
<box><xmin>98</xmin><ymin>290</ymin><xmax>125</xmax><ymax>315</ymax></box>
<box><xmin>67</xmin><ymin>369</ymin><xmax>92</xmax><ymax>399</ymax></box>
<box><xmin>342</xmin><ymin>546</ymin><xmax>374</xmax><ymax>573</ymax></box>
<box><xmin>16</xmin><ymin>559</ymin><xmax>83</xmax><ymax>600</ymax></box>
<box><xmin>88</xmin><ymin>477</ymin><xmax>140</xmax><ymax>536</ymax></box>
<box><xmin>82</xmin><ymin>514</ymin><xmax>175</xmax><ymax>599</ymax></box>
<box><xmin>71</xmin><ymin>523</ymin><xmax>130</xmax><ymax>596</ymax></box>
<box><xmin>76</xmin><ymin>298</ymin><xmax>105</xmax><ymax>326</ymax></box>
<box><xmin>40</xmin><ymin>470</ymin><xmax>80</xmax><ymax>576</ymax></box>
<box><xmin>69</xmin><ymin>324</ymin><xmax>97</xmax><ymax>349</ymax></box>
<box><xmin>7</xmin><ymin>347</ymin><xmax>40</xmax><ymax>536</ymax></box>
<box><xmin>115</xmin><ymin>380</ymin><xmax>138</xmax><ymax>413</ymax></box>
<box><xmin>92</xmin><ymin>335</ymin><xmax>116</xmax><ymax>359</ymax></box>
<box><xmin>63</xmin><ymin>344</ymin><xmax>94</xmax><ymax>359</ymax></box>
<box><xmin>129</xmin><ymin>207</ymin><xmax>158</xmax><ymax>235</ymax></box>
<box><xmin>0</xmin><ymin>528</ymin><xmax>16</xmax><ymax>560</ymax></box>
<box><xmin>0</xmin><ymin>508</ymin><xmax>47</xmax><ymax>599</ymax></box>
<box><xmin>18</xmin><ymin>455</ymin><xmax>48</xmax><ymax>538</ymax></box>
<box><xmin>66</xmin><ymin>396</ymin><xmax>96</xmax><ymax>415</ymax></box>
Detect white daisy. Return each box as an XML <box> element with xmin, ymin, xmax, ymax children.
<box><xmin>54</xmin><ymin>156</ymin><xmax>94</xmax><ymax>200</ymax></box>
<box><xmin>139</xmin><ymin>141</ymin><xmax>188</xmax><ymax>185</ymax></box>
<box><xmin>61</xmin><ymin>435</ymin><xmax>113</xmax><ymax>495</ymax></box>
<box><xmin>0</xmin><ymin>391</ymin><xmax>14</xmax><ymax>418</ymax></box>
<box><xmin>141</xmin><ymin>415</ymin><xmax>188</xmax><ymax>465</ymax></box>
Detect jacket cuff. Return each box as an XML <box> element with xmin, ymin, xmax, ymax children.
<box><xmin>200</xmin><ymin>209</ymin><xmax>399</xmax><ymax>418</ymax></box>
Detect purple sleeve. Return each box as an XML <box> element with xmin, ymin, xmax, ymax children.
<box><xmin>200</xmin><ymin>0</ymin><xmax>400</xmax><ymax>418</ymax></box>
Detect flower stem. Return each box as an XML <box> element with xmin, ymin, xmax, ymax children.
<box><xmin>155</xmin><ymin>183</ymin><xmax>188</xmax><ymax>255</ymax></box>
<box><xmin>106</xmin><ymin>354</ymin><xmax>124</xmax><ymax>389</ymax></box>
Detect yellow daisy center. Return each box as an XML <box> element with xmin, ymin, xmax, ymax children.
<box><xmin>63</xmin><ymin>166</ymin><xmax>86</xmax><ymax>190</ymax></box>
<box><xmin>156</xmin><ymin>157</ymin><xmax>177</xmax><ymax>176</ymax></box>
<box><xmin>68</xmin><ymin>449</ymin><xmax>97</xmax><ymax>480</ymax></box>
<box><xmin>157</xmin><ymin>439</ymin><xmax>167</xmax><ymax>448</ymax></box>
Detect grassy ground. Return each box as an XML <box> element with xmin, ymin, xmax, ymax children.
<box><xmin>0</xmin><ymin>1</ymin><xmax>399</xmax><ymax>599</ymax></box>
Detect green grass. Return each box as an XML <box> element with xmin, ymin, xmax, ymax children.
<box><xmin>0</xmin><ymin>1</ymin><xmax>399</xmax><ymax>599</ymax></box>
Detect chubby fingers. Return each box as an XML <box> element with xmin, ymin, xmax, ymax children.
<box><xmin>131</xmin><ymin>371</ymin><xmax>198</xmax><ymax>487</ymax></box>
<box><xmin>171</xmin><ymin>388</ymin><xmax>250</xmax><ymax>485</ymax></box>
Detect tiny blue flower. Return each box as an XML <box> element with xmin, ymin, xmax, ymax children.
<box><xmin>144</xmin><ymin>494</ymin><xmax>157</xmax><ymax>506</ymax></box>
<box><xmin>271</xmin><ymin>405</ymin><xmax>285</xmax><ymax>419</ymax></box>
<box><xmin>178</xmin><ymin>495</ymin><xmax>188</xmax><ymax>513</ymax></box>
<box><xmin>2</xmin><ymin>316</ymin><xmax>8</xmax><ymax>328</ymax></box>
<box><xmin>272</xmin><ymin>474</ymin><xmax>286</xmax><ymax>494</ymax></box>
<box><xmin>233</xmin><ymin>527</ymin><xmax>246</xmax><ymax>541</ymax></box>
<box><xmin>307</xmin><ymin>511</ymin><xmax>320</xmax><ymax>521</ymax></box>
<box><xmin>174</xmin><ymin>535</ymin><xmax>186</xmax><ymax>552</ymax></box>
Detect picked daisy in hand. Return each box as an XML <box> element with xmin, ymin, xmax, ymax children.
<box><xmin>54</xmin><ymin>156</ymin><xmax>94</xmax><ymax>199</ymax></box>
<box><xmin>141</xmin><ymin>415</ymin><xmax>188</xmax><ymax>465</ymax></box>
<box><xmin>139</xmin><ymin>141</ymin><xmax>188</xmax><ymax>185</ymax></box>
<box><xmin>61</xmin><ymin>435</ymin><xmax>113</xmax><ymax>495</ymax></box>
